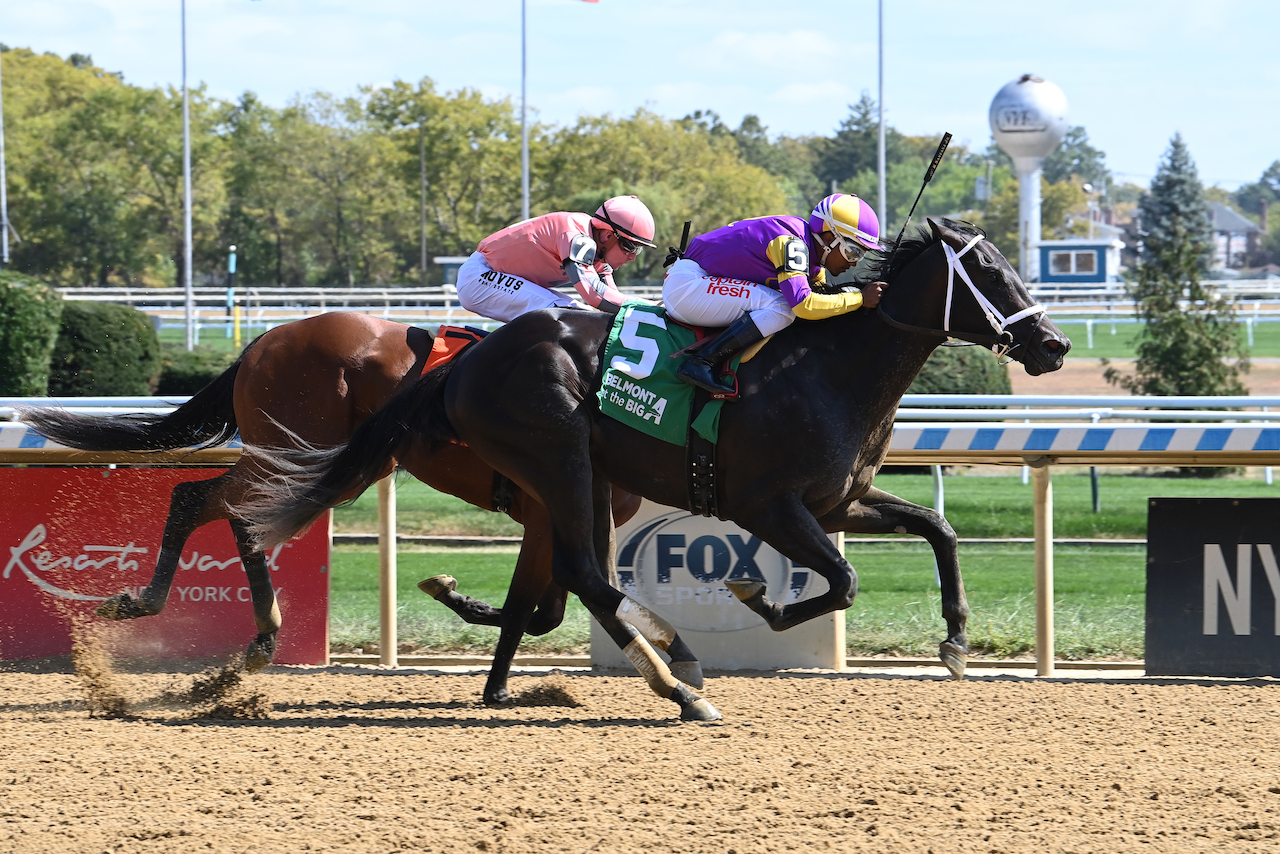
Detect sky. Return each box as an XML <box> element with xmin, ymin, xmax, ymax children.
<box><xmin>5</xmin><ymin>0</ymin><xmax>1280</xmax><ymax>191</ymax></box>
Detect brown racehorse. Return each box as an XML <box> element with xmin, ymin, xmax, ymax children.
<box><xmin>18</xmin><ymin>312</ymin><xmax>706</xmax><ymax>705</ymax></box>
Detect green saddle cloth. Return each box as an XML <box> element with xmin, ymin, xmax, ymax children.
<box><xmin>597</xmin><ymin>302</ymin><xmax>740</xmax><ymax>446</ymax></box>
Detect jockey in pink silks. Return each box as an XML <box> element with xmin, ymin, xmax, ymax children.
<box><xmin>455</xmin><ymin>195</ymin><xmax>657</xmax><ymax>322</ymax></box>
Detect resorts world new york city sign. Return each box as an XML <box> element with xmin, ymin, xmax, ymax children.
<box><xmin>0</xmin><ymin>468</ymin><xmax>329</xmax><ymax>664</ymax></box>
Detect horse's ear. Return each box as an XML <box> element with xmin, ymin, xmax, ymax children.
<box><xmin>927</xmin><ymin>217</ymin><xmax>951</xmax><ymax>244</ymax></box>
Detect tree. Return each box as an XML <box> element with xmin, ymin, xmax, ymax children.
<box><xmin>812</xmin><ymin>93</ymin><xmax>903</xmax><ymax>191</ymax></box>
<box><xmin>366</xmin><ymin>77</ymin><xmax>530</xmax><ymax>279</ymax></box>
<box><xmin>1042</xmin><ymin>126</ymin><xmax>1110</xmax><ymax>191</ymax></box>
<box><xmin>539</xmin><ymin>110</ymin><xmax>788</xmax><ymax>281</ymax></box>
<box><xmin>1135</xmin><ymin>134</ymin><xmax>1215</xmax><ymax>277</ymax></box>
<box><xmin>1232</xmin><ymin>160</ymin><xmax>1280</xmax><ymax>220</ymax></box>
<box><xmin>1104</xmin><ymin>137</ymin><xmax>1249</xmax><ymax>407</ymax></box>
<box><xmin>277</xmin><ymin>92</ymin><xmax>408</xmax><ymax>285</ymax></box>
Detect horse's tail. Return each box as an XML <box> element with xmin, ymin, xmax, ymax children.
<box><xmin>240</xmin><ymin>360</ymin><xmax>459</xmax><ymax>550</ymax></box>
<box><xmin>16</xmin><ymin>354</ymin><xmax>245</xmax><ymax>453</ymax></box>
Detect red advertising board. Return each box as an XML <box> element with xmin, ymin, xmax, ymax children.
<box><xmin>0</xmin><ymin>468</ymin><xmax>329</xmax><ymax>665</ymax></box>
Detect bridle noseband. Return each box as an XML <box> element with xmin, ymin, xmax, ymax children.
<box><xmin>876</xmin><ymin>233</ymin><xmax>1047</xmax><ymax>361</ymax></box>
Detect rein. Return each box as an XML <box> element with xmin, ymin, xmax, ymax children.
<box><xmin>876</xmin><ymin>233</ymin><xmax>1047</xmax><ymax>361</ymax></box>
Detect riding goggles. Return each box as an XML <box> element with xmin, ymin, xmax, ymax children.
<box><xmin>615</xmin><ymin>232</ymin><xmax>642</xmax><ymax>254</ymax></box>
<box><xmin>832</xmin><ymin>233</ymin><xmax>867</xmax><ymax>264</ymax></box>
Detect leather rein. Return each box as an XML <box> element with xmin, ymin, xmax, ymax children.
<box><xmin>876</xmin><ymin>232</ymin><xmax>1047</xmax><ymax>361</ymax></box>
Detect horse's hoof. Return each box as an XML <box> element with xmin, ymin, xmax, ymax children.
<box><xmin>725</xmin><ymin>578</ymin><xmax>765</xmax><ymax>602</ymax></box>
<box><xmin>670</xmin><ymin>660</ymin><xmax>705</xmax><ymax>690</ymax></box>
<box><xmin>417</xmin><ymin>575</ymin><xmax>458</xmax><ymax>599</ymax></box>
<box><xmin>483</xmin><ymin>688</ymin><xmax>513</xmax><ymax>707</ymax></box>
<box><xmin>679</xmin><ymin>698</ymin><xmax>722</xmax><ymax>722</ymax></box>
<box><xmin>95</xmin><ymin>593</ymin><xmax>150</xmax><ymax>621</ymax></box>
<box><xmin>939</xmin><ymin>641</ymin><xmax>967</xmax><ymax>681</ymax></box>
<box><xmin>245</xmin><ymin>633</ymin><xmax>278</xmax><ymax>673</ymax></box>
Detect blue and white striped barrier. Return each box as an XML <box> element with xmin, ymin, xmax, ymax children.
<box><xmin>4</xmin><ymin>420</ymin><xmax>1280</xmax><ymax>466</ymax></box>
<box><xmin>890</xmin><ymin>423</ymin><xmax>1280</xmax><ymax>465</ymax></box>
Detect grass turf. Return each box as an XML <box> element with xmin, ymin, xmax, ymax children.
<box><xmin>328</xmin><ymin>542</ymin><xmax>1147</xmax><ymax>660</ymax></box>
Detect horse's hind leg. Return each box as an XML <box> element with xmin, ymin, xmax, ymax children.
<box><xmin>817</xmin><ymin>486</ymin><xmax>968</xmax><ymax>679</ymax></box>
<box><xmin>482</xmin><ymin>513</ymin><xmax>554</xmax><ymax>705</ymax></box>
<box><xmin>97</xmin><ymin>474</ymin><xmax>228</xmax><ymax>621</ymax></box>
<box><xmin>228</xmin><ymin>518</ymin><xmax>282</xmax><ymax>672</ymax></box>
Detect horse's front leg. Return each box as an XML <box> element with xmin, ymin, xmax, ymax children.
<box><xmin>724</xmin><ymin>498</ymin><xmax>857</xmax><ymax>631</ymax></box>
<box><xmin>815</xmin><ymin>485</ymin><xmax>968</xmax><ymax>680</ymax></box>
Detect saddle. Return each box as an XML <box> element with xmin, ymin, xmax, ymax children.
<box><xmin>419</xmin><ymin>326</ymin><xmax>514</xmax><ymax>514</ymax></box>
<box><xmin>421</xmin><ymin>325</ymin><xmax>488</xmax><ymax>376</ymax></box>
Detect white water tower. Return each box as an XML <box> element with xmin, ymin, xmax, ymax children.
<box><xmin>989</xmin><ymin>74</ymin><xmax>1069</xmax><ymax>282</ymax></box>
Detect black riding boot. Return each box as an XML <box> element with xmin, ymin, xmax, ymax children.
<box><xmin>676</xmin><ymin>314</ymin><xmax>765</xmax><ymax>398</ymax></box>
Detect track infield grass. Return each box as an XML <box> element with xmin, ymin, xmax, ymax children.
<box><xmin>328</xmin><ymin>470</ymin><xmax>1278</xmax><ymax>660</ymax></box>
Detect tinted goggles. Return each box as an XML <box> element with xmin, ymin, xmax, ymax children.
<box><xmin>615</xmin><ymin>232</ymin><xmax>641</xmax><ymax>254</ymax></box>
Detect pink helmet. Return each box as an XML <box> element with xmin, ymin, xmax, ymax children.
<box><xmin>592</xmin><ymin>195</ymin><xmax>657</xmax><ymax>248</ymax></box>
<box><xmin>808</xmin><ymin>193</ymin><xmax>881</xmax><ymax>251</ymax></box>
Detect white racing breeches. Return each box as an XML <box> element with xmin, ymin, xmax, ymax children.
<box><xmin>455</xmin><ymin>251</ymin><xmax>580</xmax><ymax>323</ymax></box>
<box><xmin>662</xmin><ymin>258</ymin><xmax>796</xmax><ymax>336</ymax></box>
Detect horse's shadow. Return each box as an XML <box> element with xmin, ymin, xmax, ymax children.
<box><xmin>156</xmin><ymin>714</ymin><xmax>690</xmax><ymax>730</ymax></box>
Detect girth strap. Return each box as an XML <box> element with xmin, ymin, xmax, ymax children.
<box><xmin>686</xmin><ymin>387</ymin><xmax>718</xmax><ymax>518</ymax></box>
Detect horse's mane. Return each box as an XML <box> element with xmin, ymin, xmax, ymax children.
<box><xmin>854</xmin><ymin>217</ymin><xmax>986</xmax><ymax>286</ymax></box>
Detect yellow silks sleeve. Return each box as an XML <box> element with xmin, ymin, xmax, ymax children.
<box><xmin>792</xmin><ymin>289</ymin><xmax>865</xmax><ymax>321</ymax></box>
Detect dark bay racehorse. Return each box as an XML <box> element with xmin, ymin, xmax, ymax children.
<box><xmin>17</xmin><ymin>312</ymin><xmax>662</xmax><ymax>705</ymax></box>
<box><xmin>244</xmin><ymin>218</ymin><xmax>1070</xmax><ymax>721</ymax></box>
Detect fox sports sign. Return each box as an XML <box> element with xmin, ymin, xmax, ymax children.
<box><xmin>615</xmin><ymin>508</ymin><xmax>827</xmax><ymax>633</ymax></box>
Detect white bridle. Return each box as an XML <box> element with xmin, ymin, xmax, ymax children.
<box><xmin>942</xmin><ymin>233</ymin><xmax>1046</xmax><ymax>359</ymax></box>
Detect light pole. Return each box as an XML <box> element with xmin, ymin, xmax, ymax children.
<box><xmin>520</xmin><ymin>0</ymin><xmax>530</xmax><ymax>221</ymax></box>
<box><xmin>877</xmin><ymin>0</ymin><xmax>886</xmax><ymax>232</ymax></box>
<box><xmin>225</xmin><ymin>244</ymin><xmax>237</xmax><ymax>339</ymax></box>
<box><xmin>182</xmin><ymin>0</ymin><xmax>195</xmax><ymax>350</ymax></box>
<box><xmin>420</xmin><ymin>117</ymin><xmax>428</xmax><ymax>286</ymax></box>
<box><xmin>0</xmin><ymin>48</ymin><xmax>12</xmax><ymax>268</ymax></box>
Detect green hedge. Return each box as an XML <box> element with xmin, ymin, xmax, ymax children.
<box><xmin>48</xmin><ymin>301</ymin><xmax>161</xmax><ymax>396</ymax></box>
<box><xmin>0</xmin><ymin>271</ymin><xmax>64</xmax><ymax>396</ymax></box>
<box><xmin>906</xmin><ymin>344</ymin><xmax>1013</xmax><ymax>396</ymax></box>
<box><xmin>155</xmin><ymin>344</ymin><xmax>239</xmax><ymax>395</ymax></box>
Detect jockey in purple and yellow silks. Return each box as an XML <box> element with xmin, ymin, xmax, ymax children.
<box><xmin>663</xmin><ymin>193</ymin><xmax>886</xmax><ymax>397</ymax></box>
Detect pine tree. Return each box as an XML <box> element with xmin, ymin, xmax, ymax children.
<box><xmin>1135</xmin><ymin>134</ymin><xmax>1215</xmax><ymax>277</ymax></box>
<box><xmin>1105</xmin><ymin>135</ymin><xmax>1249</xmax><ymax>407</ymax></box>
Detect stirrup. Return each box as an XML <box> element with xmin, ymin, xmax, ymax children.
<box><xmin>677</xmin><ymin>359</ymin><xmax>736</xmax><ymax>397</ymax></box>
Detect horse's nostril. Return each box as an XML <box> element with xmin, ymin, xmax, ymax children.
<box><xmin>1044</xmin><ymin>339</ymin><xmax>1061</xmax><ymax>352</ymax></box>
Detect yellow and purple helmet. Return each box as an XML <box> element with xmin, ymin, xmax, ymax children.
<box><xmin>809</xmin><ymin>193</ymin><xmax>881</xmax><ymax>251</ymax></box>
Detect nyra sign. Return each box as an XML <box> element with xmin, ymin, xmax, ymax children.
<box><xmin>590</xmin><ymin>500</ymin><xmax>844</xmax><ymax>671</ymax></box>
<box><xmin>1146</xmin><ymin>498</ymin><xmax>1280</xmax><ymax>676</ymax></box>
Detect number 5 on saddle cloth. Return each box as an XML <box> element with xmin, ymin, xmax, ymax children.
<box><xmin>598</xmin><ymin>302</ymin><xmax>758</xmax><ymax>517</ymax></box>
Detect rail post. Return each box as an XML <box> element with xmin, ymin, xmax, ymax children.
<box><xmin>378</xmin><ymin>473</ymin><xmax>398</xmax><ymax>667</ymax></box>
<box><xmin>1030</xmin><ymin>460</ymin><xmax>1055</xmax><ymax>676</ymax></box>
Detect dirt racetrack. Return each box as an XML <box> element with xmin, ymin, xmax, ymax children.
<box><xmin>2</xmin><ymin>660</ymin><xmax>1278</xmax><ymax>854</ymax></box>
